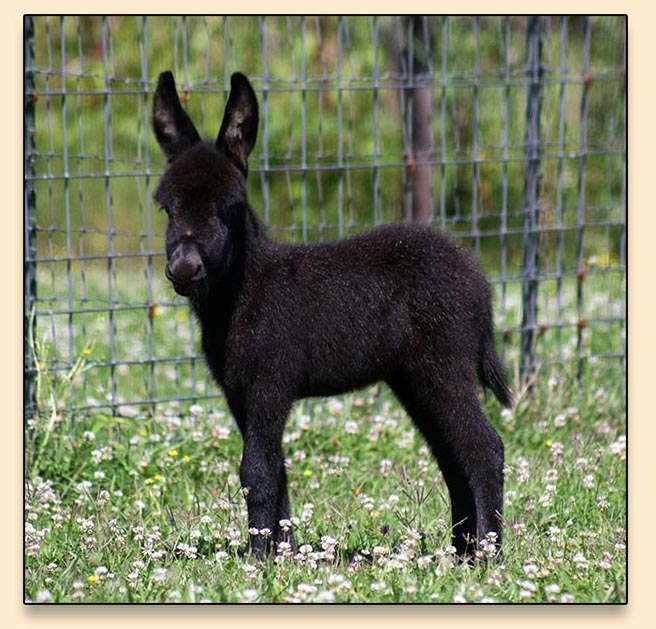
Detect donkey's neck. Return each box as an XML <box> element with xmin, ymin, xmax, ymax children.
<box><xmin>191</xmin><ymin>202</ymin><xmax>268</xmax><ymax>321</ymax></box>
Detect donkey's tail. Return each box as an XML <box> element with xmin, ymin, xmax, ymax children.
<box><xmin>479</xmin><ymin>336</ymin><xmax>512</xmax><ymax>408</ymax></box>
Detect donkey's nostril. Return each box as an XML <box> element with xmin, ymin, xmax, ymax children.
<box><xmin>190</xmin><ymin>264</ymin><xmax>205</xmax><ymax>281</ymax></box>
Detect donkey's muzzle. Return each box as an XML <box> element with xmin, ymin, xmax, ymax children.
<box><xmin>165</xmin><ymin>242</ymin><xmax>206</xmax><ymax>296</ymax></box>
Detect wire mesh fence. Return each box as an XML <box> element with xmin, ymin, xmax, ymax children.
<box><xmin>23</xmin><ymin>15</ymin><xmax>626</xmax><ymax>417</ymax></box>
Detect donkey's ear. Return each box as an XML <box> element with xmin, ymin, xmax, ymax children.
<box><xmin>216</xmin><ymin>73</ymin><xmax>259</xmax><ymax>175</ymax></box>
<box><xmin>153</xmin><ymin>71</ymin><xmax>201</xmax><ymax>162</ymax></box>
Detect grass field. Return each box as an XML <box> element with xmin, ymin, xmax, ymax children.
<box><xmin>25</xmin><ymin>344</ymin><xmax>626</xmax><ymax>603</ymax></box>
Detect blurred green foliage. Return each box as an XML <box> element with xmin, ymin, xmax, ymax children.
<box><xmin>28</xmin><ymin>16</ymin><xmax>625</xmax><ymax>273</ymax></box>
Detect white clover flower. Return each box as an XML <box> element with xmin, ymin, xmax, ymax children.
<box><xmin>548</xmin><ymin>526</ymin><xmax>562</xmax><ymax>543</ymax></box>
<box><xmin>177</xmin><ymin>542</ymin><xmax>198</xmax><ymax>559</ymax></box>
<box><xmin>321</xmin><ymin>535</ymin><xmax>337</xmax><ymax>556</ymax></box>
<box><xmin>544</xmin><ymin>469</ymin><xmax>559</xmax><ymax>482</ymax></box>
<box><xmin>553</xmin><ymin>413</ymin><xmax>567</xmax><ymax>427</ymax></box>
<box><xmin>301</xmin><ymin>503</ymin><xmax>314</xmax><ymax>522</ymax></box>
<box><xmin>518</xmin><ymin>580</ymin><xmax>536</xmax><ymax>592</ymax></box>
<box><xmin>94</xmin><ymin>566</ymin><xmax>110</xmax><ymax>579</ymax></box>
<box><xmin>152</xmin><ymin>567</ymin><xmax>167</xmax><ymax>583</ymax></box>
<box><xmin>327</xmin><ymin>399</ymin><xmax>344</xmax><ymax>417</ymax></box>
<box><xmin>315</xmin><ymin>590</ymin><xmax>335</xmax><ymax>602</ymax></box>
<box><xmin>216</xmin><ymin>426</ymin><xmax>231</xmax><ymax>440</ymax></box>
<box><xmin>277</xmin><ymin>541</ymin><xmax>293</xmax><ymax>556</ymax></box>
<box><xmin>516</xmin><ymin>456</ymin><xmax>531</xmax><ymax>482</ymax></box>
<box><xmin>574</xmin><ymin>457</ymin><xmax>591</xmax><ymax>470</ymax></box>
<box><xmin>76</xmin><ymin>517</ymin><xmax>95</xmax><ymax>533</ymax></box>
<box><xmin>328</xmin><ymin>573</ymin><xmax>345</xmax><ymax>586</ymax></box>
<box><xmin>297</xmin><ymin>583</ymin><xmax>318</xmax><ymax>596</ymax></box>
<box><xmin>226</xmin><ymin>527</ymin><xmax>242</xmax><ymax>546</ymax></box>
<box><xmin>609</xmin><ymin>436</ymin><xmax>626</xmax><ymax>458</ymax></box>
<box><xmin>126</xmin><ymin>571</ymin><xmax>140</xmax><ymax>587</ymax></box>
<box><xmin>71</xmin><ymin>581</ymin><xmax>85</xmax><ymax>599</ymax></box>
<box><xmin>480</xmin><ymin>536</ymin><xmax>498</xmax><ymax>557</ymax></box>
<box><xmin>523</xmin><ymin>563</ymin><xmax>539</xmax><ymax>577</ymax></box>
<box><xmin>379</xmin><ymin>459</ymin><xmax>393</xmax><ymax>476</ymax></box>
<box><xmin>298</xmin><ymin>415</ymin><xmax>311</xmax><ymax>430</ymax></box>
<box><xmin>549</xmin><ymin>441</ymin><xmax>564</xmax><ymax>460</ymax></box>
<box><xmin>35</xmin><ymin>589</ymin><xmax>53</xmax><ymax>603</ymax></box>
<box><xmin>386</xmin><ymin>557</ymin><xmax>406</xmax><ymax>570</ymax></box>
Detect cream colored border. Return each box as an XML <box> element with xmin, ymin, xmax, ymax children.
<box><xmin>6</xmin><ymin>2</ymin><xmax>644</xmax><ymax>626</ymax></box>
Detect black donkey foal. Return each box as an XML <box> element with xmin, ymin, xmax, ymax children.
<box><xmin>152</xmin><ymin>71</ymin><xmax>511</xmax><ymax>560</ymax></box>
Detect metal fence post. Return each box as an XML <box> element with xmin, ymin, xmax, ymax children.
<box><xmin>520</xmin><ymin>16</ymin><xmax>543</xmax><ymax>385</ymax></box>
<box><xmin>406</xmin><ymin>15</ymin><xmax>434</xmax><ymax>224</ymax></box>
<box><xmin>576</xmin><ymin>17</ymin><xmax>592</xmax><ymax>381</ymax></box>
<box><xmin>24</xmin><ymin>15</ymin><xmax>38</xmax><ymax>418</ymax></box>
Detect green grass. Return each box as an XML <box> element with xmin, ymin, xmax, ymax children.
<box><xmin>25</xmin><ymin>347</ymin><xmax>626</xmax><ymax>603</ymax></box>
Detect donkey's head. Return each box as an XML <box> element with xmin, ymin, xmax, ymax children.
<box><xmin>153</xmin><ymin>71</ymin><xmax>259</xmax><ymax>296</ymax></box>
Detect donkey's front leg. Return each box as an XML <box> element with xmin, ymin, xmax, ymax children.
<box><xmin>238</xmin><ymin>397</ymin><xmax>293</xmax><ymax>557</ymax></box>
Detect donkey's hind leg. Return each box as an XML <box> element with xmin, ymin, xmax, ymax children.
<box><xmin>388</xmin><ymin>368</ymin><xmax>504</xmax><ymax>559</ymax></box>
